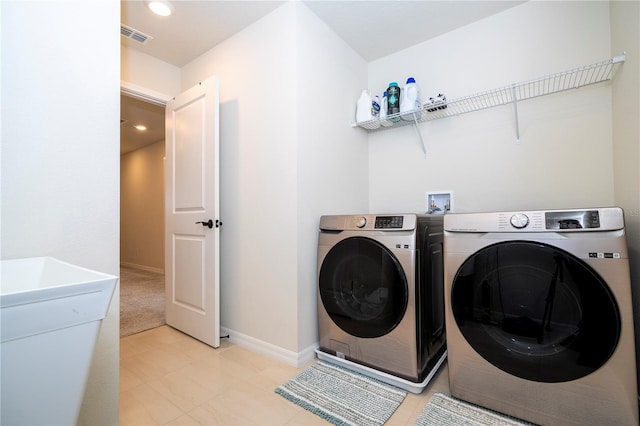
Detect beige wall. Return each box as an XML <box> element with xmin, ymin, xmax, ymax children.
<box><xmin>121</xmin><ymin>140</ymin><xmax>165</xmax><ymax>272</ymax></box>
<box><xmin>121</xmin><ymin>45</ymin><xmax>180</xmax><ymax>98</ymax></box>
<box><xmin>368</xmin><ymin>1</ymin><xmax>616</xmax><ymax>213</ymax></box>
<box><xmin>611</xmin><ymin>0</ymin><xmax>640</xmax><ymax>295</ymax></box>
<box><xmin>611</xmin><ymin>0</ymin><xmax>640</xmax><ymax>392</ymax></box>
<box><xmin>179</xmin><ymin>2</ymin><xmax>368</xmax><ymax>362</ymax></box>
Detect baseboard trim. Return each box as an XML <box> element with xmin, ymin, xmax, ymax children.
<box><xmin>120</xmin><ymin>261</ymin><xmax>164</xmax><ymax>275</ymax></box>
<box><xmin>221</xmin><ymin>326</ymin><xmax>317</xmax><ymax>368</ymax></box>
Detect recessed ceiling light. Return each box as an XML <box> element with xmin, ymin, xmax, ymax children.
<box><xmin>134</xmin><ymin>125</ymin><xmax>147</xmax><ymax>131</ymax></box>
<box><xmin>145</xmin><ymin>0</ymin><xmax>174</xmax><ymax>17</ymax></box>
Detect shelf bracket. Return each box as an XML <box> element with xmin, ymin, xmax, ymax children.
<box><xmin>511</xmin><ymin>83</ymin><xmax>521</xmax><ymax>144</ymax></box>
<box><xmin>612</xmin><ymin>53</ymin><xmax>626</xmax><ymax>64</ymax></box>
<box><xmin>411</xmin><ymin>113</ymin><xmax>427</xmax><ymax>157</ymax></box>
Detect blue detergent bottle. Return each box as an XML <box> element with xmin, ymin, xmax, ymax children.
<box><xmin>387</xmin><ymin>82</ymin><xmax>400</xmax><ymax>122</ymax></box>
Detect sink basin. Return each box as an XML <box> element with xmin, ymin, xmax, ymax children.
<box><xmin>1</xmin><ymin>257</ymin><xmax>118</xmax><ymax>425</ymax></box>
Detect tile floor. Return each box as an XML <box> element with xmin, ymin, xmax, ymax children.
<box><xmin>120</xmin><ymin>326</ymin><xmax>451</xmax><ymax>425</ymax></box>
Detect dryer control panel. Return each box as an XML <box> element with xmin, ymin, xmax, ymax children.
<box><xmin>319</xmin><ymin>214</ymin><xmax>417</xmax><ymax>231</ymax></box>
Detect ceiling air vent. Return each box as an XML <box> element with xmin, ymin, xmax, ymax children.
<box><xmin>120</xmin><ymin>24</ymin><xmax>153</xmax><ymax>45</ymax></box>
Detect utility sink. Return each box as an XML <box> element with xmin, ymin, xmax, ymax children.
<box><xmin>0</xmin><ymin>257</ymin><xmax>118</xmax><ymax>425</ymax></box>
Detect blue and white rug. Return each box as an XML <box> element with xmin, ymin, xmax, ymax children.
<box><xmin>275</xmin><ymin>361</ymin><xmax>407</xmax><ymax>426</ymax></box>
<box><xmin>415</xmin><ymin>393</ymin><xmax>538</xmax><ymax>426</ymax></box>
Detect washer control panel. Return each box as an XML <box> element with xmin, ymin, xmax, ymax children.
<box><xmin>445</xmin><ymin>208</ymin><xmax>621</xmax><ymax>233</ymax></box>
<box><xmin>500</xmin><ymin>210</ymin><xmax>601</xmax><ymax>231</ymax></box>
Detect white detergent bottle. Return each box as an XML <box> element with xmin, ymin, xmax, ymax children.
<box><xmin>380</xmin><ymin>91</ymin><xmax>393</xmax><ymax>127</ymax></box>
<box><xmin>371</xmin><ymin>95</ymin><xmax>381</xmax><ymax>118</ymax></box>
<box><xmin>400</xmin><ymin>77</ymin><xmax>421</xmax><ymax>120</ymax></box>
<box><xmin>356</xmin><ymin>90</ymin><xmax>372</xmax><ymax>123</ymax></box>
<box><xmin>380</xmin><ymin>92</ymin><xmax>388</xmax><ymax>118</ymax></box>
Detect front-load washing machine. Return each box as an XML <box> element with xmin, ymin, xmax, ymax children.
<box><xmin>444</xmin><ymin>207</ymin><xmax>638</xmax><ymax>425</ymax></box>
<box><xmin>317</xmin><ymin>214</ymin><xmax>447</xmax><ymax>392</ymax></box>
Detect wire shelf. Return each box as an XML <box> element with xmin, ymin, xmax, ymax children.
<box><xmin>353</xmin><ymin>54</ymin><xmax>626</xmax><ymax>133</ymax></box>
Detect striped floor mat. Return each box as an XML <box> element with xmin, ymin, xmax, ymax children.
<box><xmin>275</xmin><ymin>361</ymin><xmax>407</xmax><ymax>426</ymax></box>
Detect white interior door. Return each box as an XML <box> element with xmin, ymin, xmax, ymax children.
<box><xmin>165</xmin><ymin>76</ymin><xmax>220</xmax><ymax>348</ymax></box>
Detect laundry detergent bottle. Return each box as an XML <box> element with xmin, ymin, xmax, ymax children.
<box><xmin>380</xmin><ymin>91</ymin><xmax>392</xmax><ymax>127</ymax></box>
<box><xmin>400</xmin><ymin>77</ymin><xmax>421</xmax><ymax>120</ymax></box>
<box><xmin>386</xmin><ymin>82</ymin><xmax>400</xmax><ymax>122</ymax></box>
<box><xmin>356</xmin><ymin>89</ymin><xmax>373</xmax><ymax>123</ymax></box>
<box><xmin>371</xmin><ymin>95</ymin><xmax>381</xmax><ymax>118</ymax></box>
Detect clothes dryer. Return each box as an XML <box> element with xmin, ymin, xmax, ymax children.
<box><xmin>444</xmin><ymin>207</ymin><xmax>638</xmax><ymax>425</ymax></box>
<box><xmin>317</xmin><ymin>214</ymin><xmax>446</xmax><ymax>391</ymax></box>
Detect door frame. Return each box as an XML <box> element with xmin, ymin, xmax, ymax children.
<box><xmin>121</xmin><ymin>81</ymin><xmax>171</xmax><ymax>106</ymax></box>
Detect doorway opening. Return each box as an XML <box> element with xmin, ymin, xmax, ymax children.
<box><xmin>120</xmin><ymin>92</ymin><xmax>167</xmax><ymax>337</ymax></box>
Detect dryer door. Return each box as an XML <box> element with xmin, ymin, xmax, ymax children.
<box><xmin>451</xmin><ymin>240</ymin><xmax>620</xmax><ymax>383</ymax></box>
<box><xmin>319</xmin><ymin>236</ymin><xmax>408</xmax><ymax>338</ymax></box>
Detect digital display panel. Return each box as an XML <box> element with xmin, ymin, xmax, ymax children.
<box><xmin>375</xmin><ymin>216</ymin><xmax>404</xmax><ymax>229</ymax></box>
<box><xmin>545</xmin><ymin>210</ymin><xmax>600</xmax><ymax>230</ymax></box>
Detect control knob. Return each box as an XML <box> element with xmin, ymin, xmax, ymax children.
<box><xmin>510</xmin><ymin>213</ymin><xmax>529</xmax><ymax>229</ymax></box>
<box><xmin>355</xmin><ymin>217</ymin><xmax>367</xmax><ymax>228</ymax></box>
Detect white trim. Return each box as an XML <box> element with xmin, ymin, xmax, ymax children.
<box><xmin>298</xmin><ymin>342</ymin><xmax>318</xmax><ymax>366</ymax></box>
<box><xmin>120</xmin><ymin>80</ymin><xmax>171</xmax><ymax>106</ymax></box>
<box><xmin>221</xmin><ymin>326</ymin><xmax>318</xmax><ymax>367</ymax></box>
<box><xmin>119</xmin><ymin>261</ymin><xmax>164</xmax><ymax>275</ymax></box>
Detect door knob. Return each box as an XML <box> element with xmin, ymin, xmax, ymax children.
<box><xmin>196</xmin><ymin>220</ymin><xmax>214</xmax><ymax>229</ymax></box>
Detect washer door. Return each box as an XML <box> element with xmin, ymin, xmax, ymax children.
<box><xmin>319</xmin><ymin>236</ymin><xmax>408</xmax><ymax>338</ymax></box>
<box><xmin>451</xmin><ymin>240</ymin><xmax>620</xmax><ymax>383</ymax></box>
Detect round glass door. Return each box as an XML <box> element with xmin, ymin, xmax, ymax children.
<box><xmin>451</xmin><ymin>241</ymin><xmax>620</xmax><ymax>383</ymax></box>
<box><xmin>319</xmin><ymin>237</ymin><xmax>408</xmax><ymax>338</ymax></box>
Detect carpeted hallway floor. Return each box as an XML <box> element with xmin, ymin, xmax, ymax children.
<box><xmin>120</xmin><ymin>265</ymin><xmax>166</xmax><ymax>337</ymax></box>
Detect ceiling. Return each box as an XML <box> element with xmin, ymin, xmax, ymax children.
<box><xmin>120</xmin><ymin>0</ymin><xmax>525</xmax><ymax>154</ymax></box>
<box><xmin>121</xmin><ymin>94</ymin><xmax>165</xmax><ymax>154</ymax></box>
